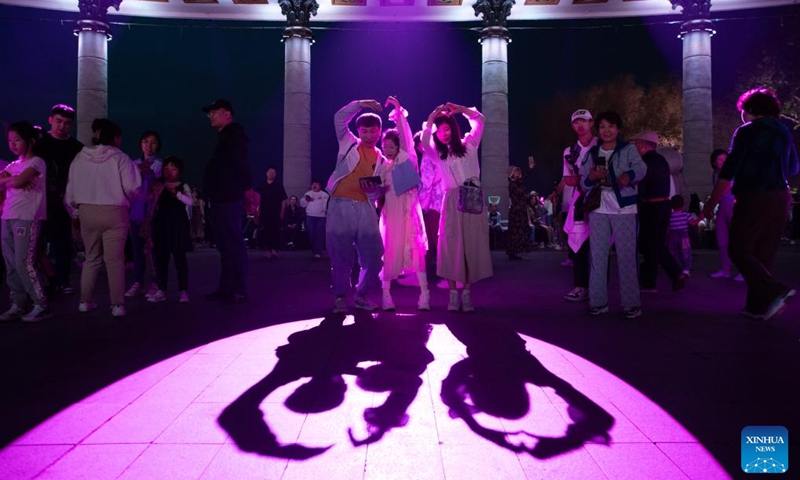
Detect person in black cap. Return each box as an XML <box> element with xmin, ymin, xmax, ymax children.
<box><xmin>201</xmin><ymin>99</ymin><xmax>251</xmax><ymax>304</ymax></box>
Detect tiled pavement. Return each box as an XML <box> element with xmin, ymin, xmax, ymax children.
<box><xmin>1</xmin><ymin>246</ymin><xmax>798</xmax><ymax>480</ymax></box>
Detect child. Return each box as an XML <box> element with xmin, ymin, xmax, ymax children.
<box><xmin>141</xmin><ymin>156</ymin><xmax>193</xmax><ymax>303</ymax></box>
<box><xmin>378</xmin><ymin>96</ymin><xmax>429</xmax><ymax>310</ymax></box>
<box><xmin>300</xmin><ymin>181</ymin><xmax>329</xmax><ymax>259</ymax></box>
<box><xmin>0</xmin><ymin>122</ymin><xmax>51</xmax><ymax>321</ymax></box>
<box><xmin>668</xmin><ymin>195</ymin><xmax>701</xmax><ymax>277</ymax></box>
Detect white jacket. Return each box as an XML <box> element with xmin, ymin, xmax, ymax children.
<box><xmin>65</xmin><ymin>145</ymin><xmax>142</xmax><ymax>217</ymax></box>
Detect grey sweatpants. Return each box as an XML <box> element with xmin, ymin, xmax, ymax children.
<box><xmin>2</xmin><ymin>219</ymin><xmax>46</xmax><ymax>306</ymax></box>
<box><xmin>588</xmin><ymin>212</ymin><xmax>640</xmax><ymax>309</ymax></box>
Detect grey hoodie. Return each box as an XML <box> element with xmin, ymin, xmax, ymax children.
<box><xmin>65</xmin><ymin>145</ymin><xmax>142</xmax><ymax>217</ymax></box>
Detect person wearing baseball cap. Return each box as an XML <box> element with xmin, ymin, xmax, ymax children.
<box><xmin>559</xmin><ymin>108</ymin><xmax>598</xmax><ymax>303</ymax></box>
<box><xmin>201</xmin><ymin>98</ymin><xmax>251</xmax><ymax>305</ymax></box>
<box><xmin>631</xmin><ymin>130</ymin><xmax>686</xmax><ymax>293</ymax></box>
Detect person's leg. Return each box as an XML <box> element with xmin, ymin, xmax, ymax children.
<box><xmin>174</xmin><ymin>249</ymin><xmax>189</xmax><ymax>292</ymax></box>
<box><xmin>223</xmin><ymin>201</ymin><xmax>248</xmax><ymax>296</ymax></box>
<box><xmin>637</xmin><ymin>203</ymin><xmax>658</xmax><ymax>288</ymax></box>
<box><xmin>129</xmin><ymin>221</ymin><xmax>146</xmax><ymax>285</ymax></box>
<box><xmin>101</xmin><ymin>207</ymin><xmax>129</xmax><ymax>306</ymax></box>
<box><xmin>50</xmin><ymin>208</ymin><xmax>74</xmax><ymax>287</ymax></box>
<box><xmin>327</xmin><ymin>199</ymin><xmax>357</xmax><ymax>299</ymax></box>
<box><xmin>611</xmin><ymin>214</ymin><xmax>641</xmax><ymax>310</ymax></box>
<box><xmin>573</xmin><ymin>240</ymin><xmax>590</xmax><ymax>289</ymax></box>
<box><xmin>588</xmin><ymin>213</ymin><xmax>612</xmax><ymax>309</ymax></box>
<box><xmin>79</xmin><ymin>206</ymin><xmax>105</xmax><ymax>304</ymax></box>
<box><xmin>154</xmin><ymin>245</ymin><xmax>170</xmax><ymax>292</ymax></box>
<box><xmin>715</xmin><ymin>199</ymin><xmax>734</xmax><ymax>275</ymax></box>
<box><xmin>3</xmin><ymin>220</ymin><xmax>29</xmax><ymax>307</ymax></box>
<box><xmin>354</xmin><ymin>201</ymin><xmax>384</xmax><ymax>300</ymax></box>
<box><xmin>11</xmin><ymin>220</ymin><xmax>47</xmax><ymax>306</ymax></box>
<box><xmin>654</xmin><ymin>203</ymin><xmax>682</xmax><ymax>283</ymax></box>
<box><xmin>680</xmin><ymin>232</ymin><xmax>692</xmax><ymax>273</ymax></box>
<box><xmin>209</xmin><ymin>205</ymin><xmax>231</xmax><ymax>295</ymax></box>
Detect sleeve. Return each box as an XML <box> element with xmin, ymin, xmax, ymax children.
<box><xmin>119</xmin><ymin>155</ymin><xmax>143</xmax><ymax>199</ymax></box>
<box><xmin>579</xmin><ymin>149</ymin><xmax>596</xmax><ymax>190</ymax></box>
<box><xmin>391</xmin><ymin>107</ymin><xmax>418</xmax><ymax>169</ymax></box>
<box><xmin>176</xmin><ymin>183</ymin><xmax>194</xmax><ymax>207</ymax></box>
<box><xmin>32</xmin><ymin>157</ymin><xmax>47</xmax><ymax>175</ymax></box>
<box><xmin>280</xmin><ymin>185</ymin><xmax>288</xmax><ymax>202</ymax></box>
<box><xmin>334</xmin><ymin>101</ymin><xmax>362</xmax><ymax>146</ymax></box>
<box><xmin>562</xmin><ymin>147</ymin><xmax>572</xmax><ymax>176</ymax></box>
<box><xmin>421</xmin><ymin>124</ymin><xmax>438</xmax><ymax>162</ymax></box>
<box><xmin>719</xmin><ymin>125</ymin><xmax>745</xmax><ymax>181</ymax></box>
<box><xmin>462</xmin><ymin>108</ymin><xmax>485</xmax><ymax>149</ymax></box>
<box><xmin>622</xmin><ymin>145</ymin><xmax>647</xmax><ymax>184</ymax></box>
<box><xmin>299</xmin><ymin>191</ymin><xmax>310</xmax><ymax>208</ymax></box>
<box><xmin>64</xmin><ymin>159</ymin><xmax>78</xmax><ymax>217</ymax></box>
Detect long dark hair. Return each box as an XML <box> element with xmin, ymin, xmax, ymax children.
<box><xmin>432</xmin><ymin>114</ymin><xmax>466</xmax><ymax>160</ymax></box>
<box><xmin>7</xmin><ymin>121</ymin><xmax>38</xmax><ymax>155</ymax></box>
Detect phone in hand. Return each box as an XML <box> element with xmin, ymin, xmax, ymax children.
<box><xmin>359</xmin><ymin>176</ymin><xmax>382</xmax><ymax>186</ymax></box>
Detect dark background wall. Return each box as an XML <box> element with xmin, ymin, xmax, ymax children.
<box><xmin>1</xmin><ymin>4</ymin><xmax>797</xmax><ymax>197</ymax></box>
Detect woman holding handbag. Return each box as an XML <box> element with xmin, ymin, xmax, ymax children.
<box><xmin>578</xmin><ymin>111</ymin><xmax>647</xmax><ymax>319</ymax></box>
<box><xmin>422</xmin><ymin>103</ymin><xmax>493</xmax><ymax>312</ymax></box>
<box><xmin>378</xmin><ymin>96</ymin><xmax>429</xmax><ymax>310</ymax></box>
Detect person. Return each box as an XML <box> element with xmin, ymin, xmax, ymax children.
<box><xmin>579</xmin><ymin>111</ymin><xmax>647</xmax><ymax>319</ymax></box>
<box><xmin>326</xmin><ymin>99</ymin><xmax>387</xmax><ymax>313</ymax></box>
<box><xmin>631</xmin><ymin>130</ymin><xmax>686</xmax><ymax>293</ymax></box>
<box><xmin>527</xmin><ymin>192</ymin><xmax>553</xmax><ymax>248</ymax></box>
<box><xmin>35</xmin><ymin>104</ymin><xmax>83</xmax><ymax>295</ymax></box>
<box><xmin>668</xmin><ymin>195</ymin><xmax>701</xmax><ymax>277</ymax></box>
<box><xmin>190</xmin><ymin>189</ymin><xmax>205</xmax><ymax>246</ymax></box>
<box><xmin>282</xmin><ymin>195</ymin><xmax>305</xmax><ymax>250</ymax></box>
<box><xmin>140</xmin><ymin>156</ymin><xmax>193</xmax><ymax>304</ymax></box>
<box><xmin>65</xmin><ymin>119</ymin><xmax>141</xmax><ymax>318</ymax></box>
<box><xmin>487</xmin><ymin>203</ymin><xmax>504</xmax><ymax>250</ymax></box>
<box><xmin>124</xmin><ymin>130</ymin><xmax>163</xmax><ymax>300</ymax></box>
<box><xmin>417</xmin><ymin>129</ymin><xmax>444</xmax><ymax>284</ymax></box>
<box><xmin>201</xmin><ymin>99</ymin><xmax>251</xmax><ymax>305</ymax></box>
<box><xmin>300</xmin><ymin>180</ymin><xmax>329</xmax><ymax>258</ymax></box>
<box><xmin>243</xmin><ymin>187</ymin><xmax>260</xmax><ymax>249</ymax></box>
<box><xmin>0</xmin><ymin>122</ymin><xmax>51</xmax><ymax>322</ymax></box>
<box><xmin>377</xmin><ymin>96</ymin><xmax>429</xmax><ymax>311</ymax></box>
<box><xmin>506</xmin><ymin>157</ymin><xmax>535</xmax><ymax>260</ymax></box>
<box><xmin>422</xmin><ymin>102</ymin><xmax>493</xmax><ymax>312</ymax></box>
<box><xmin>703</xmin><ymin>87</ymin><xmax>799</xmax><ymax>321</ymax></box>
<box><xmin>560</xmin><ymin>109</ymin><xmax>598</xmax><ymax>302</ymax></box>
<box><xmin>257</xmin><ymin>166</ymin><xmax>287</xmax><ymax>258</ymax></box>
<box><xmin>708</xmin><ymin>149</ymin><xmax>742</xmax><ymax>280</ymax></box>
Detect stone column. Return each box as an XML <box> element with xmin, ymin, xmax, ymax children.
<box><xmin>473</xmin><ymin>0</ymin><xmax>514</xmax><ymax>204</ymax></box>
<box><xmin>74</xmin><ymin>1</ymin><xmax>121</xmax><ymax>145</ymax></box>
<box><xmin>279</xmin><ymin>0</ymin><xmax>318</xmax><ymax>197</ymax></box>
<box><xmin>671</xmin><ymin>0</ymin><xmax>714</xmax><ymax>198</ymax></box>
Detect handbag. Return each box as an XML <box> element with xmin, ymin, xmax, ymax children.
<box><xmin>583</xmin><ymin>187</ymin><xmax>601</xmax><ymax>214</ymax></box>
<box><xmin>457</xmin><ymin>177</ymin><xmax>485</xmax><ymax>214</ymax></box>
<box><xmin>391</xmin><ymin>159</ymin><xmax>422</xmax><ymax>195</ymax></box>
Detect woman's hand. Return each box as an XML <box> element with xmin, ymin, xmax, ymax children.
<box><xmin>427</xmin><ymin>104</ymin><xmax>447</xmax><ymax>125</ymax></box>
<box><xmin>384</xmin><ymin>96</ymin><xmax>400</xmax><ymax>111</ymax></box>
<box><xmin>528</xmin><ymin>156</ymin><xmax>535</xmax><ymax>170</ymax></box>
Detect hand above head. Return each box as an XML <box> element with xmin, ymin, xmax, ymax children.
<box><xmin>528</xmin><ymin>156</ymin><xmax>536</xmax><ymax>169</ymax></box>
<box><xmin>359</xmin><ymin>100</ymin><xmax>383</xmax><ymax>112</ymax></box>
<box><xmin>384</xmin><ymin>96</ymin><xmax>401</xmax><ymax>111</ymax></box>
<box><xmin>427</xmin><ymin>104</ymin><xmax>447</xmax><ymax>124</ymax></box>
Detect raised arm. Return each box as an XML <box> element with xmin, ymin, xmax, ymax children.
<box><xmin>334</xmin><ymin>100</ymin><xmax>382</xmax><ymax>144</ymax></box>
<box><xmin>421</xmin><ymin>105</ymin><xmax>447</xmax><ymax>159</ymax></box>
<box><xmin>386</xmin><ymin>96</ymin><xmax>416</xmax><ymax>165</ymax></box>
<box><xmin>445</xmin><ymin>102</ymin><xmax>485</xmax><ymax>147</ymax></box>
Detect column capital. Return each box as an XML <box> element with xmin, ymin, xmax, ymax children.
<box><xmin>279</xmin><ymin>0</ymin><xmax>319</xmax><ymax>41</ymax></box>
<box><xmin>75</xmin><ymin>0</ymin><xmax>122</xmax><ymax>39</ymax></box>
<box><xmin>670</xmin><ymin>0</ymin><xmax>714</xmax><ymax>36</ymax></box>
<box><xmin>473</xmin><ymin>0</ymin><xmax>514</xmax><ymax>42</ymax></box>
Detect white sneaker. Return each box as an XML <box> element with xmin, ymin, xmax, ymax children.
<box><xmin>418</xmin><ymin>289</ymin><xmax>430</xmax><ymax>310</ymax></box>
<box><xmin>178</xmin><ymin>291</ymin><xmax>190</xmax><ymax>304</ymax></box>
<box><xmin>564</xmin><ymin>287</ymin><xmax>588</xmax><ymax>302</ymax></box>
<box><xmin>144</xmin><ymin>283</ymin><xmax>159</xmax><ymax>299</ymax></box>
<box><xmin>709</xmin><ymin>270</ymin><xmax>731</xmax><ymax>279</ymax></box>
<box><xmin>111</xmin><ymin>305</ymin><xmax>126</xmax><ymax>317</ymax></box>
<box><xmin>333</xmin><ymin>297</ymin><xmax>347</xmax><ymax>313</ymax></box>
<box><xmin>147</xmin><ymin>290</ymin><xmax>167</xmax><ymax>303</ymax></box>
<box><xmin>22</xmin><ymin>305</ymin><xmax>53</xmax><ymax>323</ymax></box>
<box><xmin>124</xmin><ymin>282</ymin><xmax>143</xmax><ymax>297</ymax></box>
<box><xmin>447</xmin><ymin>290</ymin><xmax>460</xmax><ymax>312</ymax></box>
<box><xmin>461</xmin><ymin>290</ymin><xmax>474</xmax><ymax>312</ymax></box>
<box><xmin>78</xmin><ymin>302</ymin><xmax>98</xmax><ymax>313</ymax></box>
<box><xmin>381</xmin><ymin>291</ymin><xmax>395</xmax><ymax>311</ymax></box>
<box><xmin>0</xmin><ymin>304</ymin><xmax>24</xmax><ymax>321</ymax></box>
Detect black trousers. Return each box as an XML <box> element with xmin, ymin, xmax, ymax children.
<box><xmin>572</xmin><ymin>240</ymin><xmax>590</xmax><ymax>289</ymax></box>
<box><xmin>638</xmin><ymin>201</ymin><xmax>681</xmax><ymax>289</ymax></box>
<box><xmin>47</xmin><ymin>206</ymin><xmax>74</xmax><ymax>286</ymax></box>
<box><xmin>155</xmin><ymin>246</ymin><xmax>188</xmax><ymax>292</ymax></box>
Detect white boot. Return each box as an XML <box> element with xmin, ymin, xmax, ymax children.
<box><xmin>418</xmin><ymin>288</ymin><xmax>430</xmax><ymax>310</ymax></box>
<box><xmin>447</xmin><ymin>290</ymin><xmax>460</xmax><ymax>312</ymax></box>
<box><xmin>461</xmin><ymin>290</ymin><xmax>474</xmax><ymax>312</ymax></box>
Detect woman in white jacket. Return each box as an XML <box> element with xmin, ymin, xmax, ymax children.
<box><xmin>65</xmin><ymin>119</ymin><xmax>141</xmax><ymax>317</ymax></box>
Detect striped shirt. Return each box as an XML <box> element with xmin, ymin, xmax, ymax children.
<box><xmin>669</xmin><ymin>210</ymin><xmax>692</xmax><ymax>231</ymax></box>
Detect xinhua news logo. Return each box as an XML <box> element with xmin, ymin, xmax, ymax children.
<box><xmin>741</xmin><ymin>426</ymin><xmax>788</xmax><ymax>474</ymax></box>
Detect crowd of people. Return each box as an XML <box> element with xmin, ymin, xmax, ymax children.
<box><xmin>1</xmin><ymin>86</ymin><xmax>797</xmax><ymax>322</ymax></box>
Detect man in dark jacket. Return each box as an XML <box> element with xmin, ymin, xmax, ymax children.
<box><xmin>202</xmin><ymin>99</ymin><xmax>251</xmax><ymax>304</ymax></box>
<box><xmin>632</xmin><ymin>130</ymin><xmax>685</xmax><ymax>293</ymax></box>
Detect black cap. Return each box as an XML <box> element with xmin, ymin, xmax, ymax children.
<box><xmin>201</xmin><ymin>99</ymin><xmax>234</xmax><ymax>115</ymax></box>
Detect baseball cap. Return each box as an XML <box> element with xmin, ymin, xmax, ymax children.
<box><xmin>630</xmin><ymin>130</ymin><xmax>659</xmax><ymax>145</ymax></box>
<box><xmin>571</xmin><ymin>109</ymin><xmax>592</xmax><ymax>123</ymax></box>
<box><xmin>201</xmin><ymin>99</ymin><xmax>234</xmax><ymax>115</ymax></box>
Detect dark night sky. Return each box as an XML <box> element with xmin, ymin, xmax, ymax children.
<box><xmin>1</xmin><ymin>4</ymin><xmax>797</xmax><ymax>195</ymax></box>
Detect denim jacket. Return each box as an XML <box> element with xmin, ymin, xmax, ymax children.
<box><xmin>579</xmin><ymin>141</ymin><xmax>647</xmax><ymax>208</ymax></box>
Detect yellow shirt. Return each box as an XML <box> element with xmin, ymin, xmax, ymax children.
<box><xmin>331</xmin><ymin>144</ymin><xmax>378</xmax><ymax>202</ymax></box>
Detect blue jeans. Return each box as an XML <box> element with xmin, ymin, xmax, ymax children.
<box><xmin>306</xmin><ymin>216</ymin><xmax>326</xmax><ymax>256</ymax></box>
<box><xmin>326</xmin><ymin>198</ymin><xmax>383</xmax><ymax>298</ymax></box>
<box><xmin>668</xmin><ymin>230</ymin><xmax>692</xmax><ymax>272</ymax></box>
<box><xmin>209</xmin><ymin>200</ymin><xmax>248</xmax><ymax>296</ymax></box>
